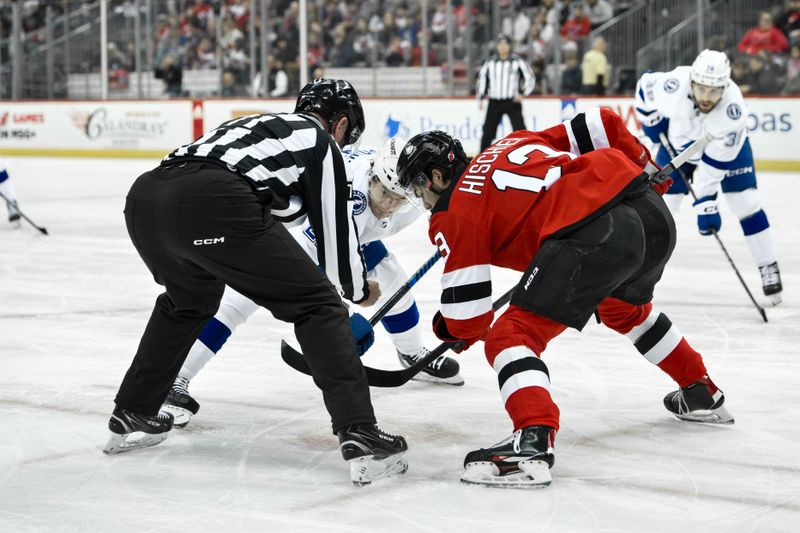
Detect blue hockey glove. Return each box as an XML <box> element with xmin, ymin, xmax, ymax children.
<box><xmin>350</xmin><ymin>313</ymin><xmax>375</xmax><ymax>357</ymax></box>
<box><xmin>693</xmin><ymin>193</ymin><xmax>721</xmax><ymax>236</ymax></box>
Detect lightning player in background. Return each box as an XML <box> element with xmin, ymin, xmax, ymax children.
<box><xmin>636</xmin><ymin>49</ymin><xmax>782</xmax><ymax>304</ymax></box>
<box><xmin>0</xmin><ymin>158</ymin><xmax>21</xmax><ymax>224</ymax></box>
<box><xmin>163</xmin><ymin>138</ymin><xmax>463</xmax><ymax>427</ymax></box>
<box><xmin>396</xmin><ymin>108</ymin><xmax>733</xmax><ymax>488</ymax></box>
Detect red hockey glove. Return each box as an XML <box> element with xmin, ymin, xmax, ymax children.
<box><xmin>432</xmin><ymin>311</ymin><xmax>475</xmax><ymax>354</ymax></box>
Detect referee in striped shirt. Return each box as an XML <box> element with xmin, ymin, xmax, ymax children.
<box><xmin>477</xmin><ymin>34</ymin><xmax>535</xmax><ymax>150</ymax></box>
<box><xmin>110</xmin><ymin>79</ymin><xmax>406</xmax><ymax>461</ymax></box>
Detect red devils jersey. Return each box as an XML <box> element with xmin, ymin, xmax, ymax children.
<box><xmin>430</xmin><ymin>107</ymin><xmax>655</xmax><ymax>342</ymax></box>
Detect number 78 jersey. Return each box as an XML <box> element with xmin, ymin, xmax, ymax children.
<box><xmin>429</xmin><ymin>108</ymin><xmax>652</xmax><ymax>336</ymax></box>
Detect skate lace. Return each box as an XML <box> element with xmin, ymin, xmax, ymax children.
<box><xmin>407</xmin><ymin>348</ymin><xmax>446</xmax><ymax>370</ymax></box>
<box><xmin>760</xmin><ymin>263</ymin><xmax>780</xmax><ymax>286</ymax></box>
<box><xmin>173</xmin><ymin>375</ymin><xmax>191</xmax><ymax>395</ymax></box>
<box><xmin>374</xmin><ymin>424</ymin><xmax>400</xmax><ymax>439</ymax></box>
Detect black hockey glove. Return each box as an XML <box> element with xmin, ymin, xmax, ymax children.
<box><xmin>432</xmin><ymin>311</ymin><xmax>472</xmax><ymax>354</ymax></box>
<box><xmin>350</xmin><ymin>313</ymin><xmax>375</xmax><ymax>356</ymax></box>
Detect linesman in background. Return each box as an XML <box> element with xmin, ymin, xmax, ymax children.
<box><xmin>477</xmin><ymin>33</ymin><xmax>535</xmax><ymax>150</ymax></box>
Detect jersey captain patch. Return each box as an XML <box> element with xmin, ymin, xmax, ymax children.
<box><xmin>726</xmin><ymin>103</ymin><xmax>742</xmax><ymax>120</ymax></box>
<box><xmin>663</xmin><ymin>78</ymin><xmax>679</xmax><ymax>93</ymax></box>
<box><xmin>352</xmin><ymin>189</ymin><xmax>368</xmax><ymax>215</ymax></box>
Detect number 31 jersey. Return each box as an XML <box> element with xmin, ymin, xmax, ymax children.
<box><xmin>429</xmin><ymin>107</ymin><xmax>654</xmax><ymax>339</ymax></box>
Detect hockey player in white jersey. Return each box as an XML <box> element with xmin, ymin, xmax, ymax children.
<box><xmin>0</xmin><ymin>159</ymin><xmax>22</xmax><ymax>224</ymax></box>
<box><xmin>163</xmin><ymin>138</ymin><xmax>464</xmax><ymax>427</ymax></box>
<box><xmin>635</xmin><ymin>49</ymin><xmax>782</xmax><ymax>303</ymax></box>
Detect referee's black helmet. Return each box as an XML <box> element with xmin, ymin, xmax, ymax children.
<box><xmin>295</xmin><ymin>78</ymin><xmax>365</xmax><ymax>145</ymax></box>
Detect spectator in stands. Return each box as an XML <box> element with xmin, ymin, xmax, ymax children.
<box><xmin>584</xmin><ymin>0</ymin><xmax>614</xmax><ymax>29</ymax></box>
<box><xmin>502</xmin><ymin>9</ymin><xmax>531</xmax><ymax>46</ymax></box>
<box><xmin>352</xmin><ymin>18</ymin><xmax>375</xmax><ymax>65</ymax></box>
<box><xmin>384</xmin><ymin>36</ymin><xmax>407</xmax><ymax>66</ymax></box>
<box><xmin>738</xmin><ymin>12</ymin><xmax>789</xmax><ymax>56</ymax></box>
<box><xmin>782</xmin><ymin>44</ymin><xmax>800</xmax><ymax>93</ymax></box>
<box><xmin>251</xmin><ymin>55</ymin><xmax>289</xmax><ymax>97</ymax></box>
<box><xmin>155</xmin><ymin>54</ymin><xmax>183</xmax><ymax>97</ymax></box>
<box><xmin>529</xmin><ymin>7</ymin><xmax>557</xmax><ymax>61</ymax></box>
<box><xmin>561</xmin><ymin>51</ymin><xmax>583</xmax><ymax>94</ymax></box>
<box><xmin>741</xmin><ymin>52</ymin><xmax>780</xmax><ymax>94</ymax></box>
<box><xmin>221</xmin><ymin>70</ymin><xmax>238</xmax><ymax>97</ymax></box>
<box><xmin>776</xmin><ymin>0</ymin><xmax>800</xmax><ymax>44</ymax></box>
<box><xmin>561</xmin><ymin>4</ymin><xmax>592</xmax><ymax>42</ymax></box>
<box><xmin>581</xmin><ymin>35</ymin><xmax>608</xmax><ymax>95</ymax></box>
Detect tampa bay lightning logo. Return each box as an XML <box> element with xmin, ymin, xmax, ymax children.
<box><xmin>663</xmin><ymin>78</ymin><xmax>679</xmax><ymax>93</ymax></box>
<box><xmin>352</xmin><ymin>190</ymin><xmax>367</xmax><ymax>215</ymax></box>
<box><xmin>726</xmin><ymin>103</ymin><xmax>742</xmax><ymax>120</ymax></box>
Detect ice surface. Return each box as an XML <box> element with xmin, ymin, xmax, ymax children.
<box><xmin>1</xmin><ymin>157</ymin><xmax>799</xmax><ymax>532</ymax></box>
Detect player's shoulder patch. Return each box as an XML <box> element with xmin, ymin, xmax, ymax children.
<box><xmin>663</xmin><ymin>78</ymin><xmax>680</xmax><ymax>93</ymax></box>
<box><xmin>352</xmin><ymin>189</ymin><xmax>368</xmax><ymax>215</ymax></box>
<box><xmin>726</xmin><ymin>103</ymin><xmax>742</xmax><ymax>120</ymax></box>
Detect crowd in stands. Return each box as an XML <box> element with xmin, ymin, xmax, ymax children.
<box><xmin>2</xmin><ymin>0</ymin><xmax>797</xmax><ymax>98</ymax></box>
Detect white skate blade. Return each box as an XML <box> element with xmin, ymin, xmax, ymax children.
<box><xmin>768</xmin><ymin>293</ymin><xmax>782</xmax><ymax>306</ymax></box>
<box><xmin>410</xmin><ymin>371</ymin><xmax>465</xmax><ymax>386</ymax></box>
<box><xmin>103</xmin><ymin>430</ymin><xmax>170</xmax><ymax>455</ymax></box>
<box><xmin>460</xmin><ymin>459</ymin><xmax>552</xmax><ymax>488</ymax></box>
<box><xmin>161</xmin><ymin>404</ymin><xmax>193</xmax><ymax>428</ymax></box>
<box><xmin>349</xmin><ymin>453</ymin><xmax>408</xmax><ymax>486</ymax></box>
<box><xmin>674</xmin><ymin>404</ymin><xmax>735</xmax><ymax>425</ymax></box>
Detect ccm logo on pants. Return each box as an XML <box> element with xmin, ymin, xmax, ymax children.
<box><xmin>193</xmin><ymin>237</ymin><xmax>225</xmax><ymax>246</ymax></box>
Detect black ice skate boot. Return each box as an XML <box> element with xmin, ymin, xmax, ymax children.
<box><xmin>461</xmin><ymin>426</ymin><xmax>555</xmax><ymax>488</ymax></box>
<box><xmin>7</xmin><ymin>201</ymin><xmax>20</xmax><ymax>224</ymax></box>
<box><xmin>162</xmin><ymin>376</ymin><xmax>200</xmax><ymax>428</ymax></box>
<box><xmin>759</xmin><ymin>262</ymin><xmax>782</xmax><ymax>305</ymax></box>
<box><xmin>397</xmin><ymin>347</ymin><xmax>464</xmax><ymax>386</ymax></box>
<box><xmin>663</xmin><ymin>375</ymin><xmax>734</xmax><ymax>424</ymax></box>
<box><xmin>337</xmin><ymin>423</ymin><xmax>408</xmax><ymax>486</ymax></box>
<box><xmin>103</xmin><ymin>407</ymin><xmax>174</xmax><ymax>455</ymax></box>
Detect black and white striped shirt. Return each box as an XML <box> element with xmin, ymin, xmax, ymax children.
<box><xmin>164</xmin><ymin>112</ymin><xmax>369</xmax><ymax>303</ymax></box>
<box><xmin>476</xmin><ymin>54</ymin><xmax>535</xmax><ymax>101</ymax></box>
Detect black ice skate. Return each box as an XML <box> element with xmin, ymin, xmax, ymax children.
<box><xmin>161</xmin><ymin>376</ymin><xmax>199</xmax><ymax>428</ymax></box>
<box><xmin>461</xmin><ymin>426</ymin><xmax>555</xmax><ymax>488</ymax></box>
<box><xmin>7</xmin><ymin>201</ymin><xmax>20</xmax><ymax>224</ymax></box>
<box><xmin>103</xmin><ymin>407</ymin><xmax>174</xmax><ymax>455</ymax></box>
<box><xmin>397</xmin><ymin>348</ymin><xmax>464</xmax><ymax>386</ymax></box>
<box><xmin>663</xmin><ymin>375</ymin><xmax>734</xmax><ymax>424</ymax></box>
<box><xmin>337</xmin><ymin>423</ymin><xmax>408</xmax><ymax>486</ymax></box>
<box><xmin>759</xmin><ymin>262</ymin><xmax>782</xmax><ymax>305</ymax></box>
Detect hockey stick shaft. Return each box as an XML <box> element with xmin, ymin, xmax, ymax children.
<box><xmin>658</xmin><ymin>133</ymin><xmax>767</xmax><ymax>323</ymax></box>
<box><xmin>650</xmin><ymin>131</ymin><xmax>713</xmax><ymax>185</ymax></box>
<box><xmin>281</xmin><ymin>250</ymin><xmax>441</xmax><ymax>374</ymax></box>
<box><xmin>0</xmin><ymin>190</ymin><xmax>48</xmax><ymax>235</ymax></box>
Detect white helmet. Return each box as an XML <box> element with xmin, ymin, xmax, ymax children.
<box><xmin>691</xmin><ymin>49</ymin><xmax>730</xmax><ymax>88</ymax></box>
<box><xmin>371</xmin><ymin>136</ymin><xmax>407</xmax><ymax>196</ymax></box>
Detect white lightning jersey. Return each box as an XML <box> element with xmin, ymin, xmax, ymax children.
<box><xmin>291</xmin><ymin>146</ymin><xmax>421</xmax><ymax>260</ymax></box>
<box><xmin>636</xmin><ymin>66</ymin><xmax>749</xmax><ymax>197</ymax></box>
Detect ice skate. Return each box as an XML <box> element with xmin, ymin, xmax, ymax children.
<box><xmin>103</xmin><ymin>407</ymin><xmax>174</xmax><ymax>454</ymax></box>
<box><xmin>337</xmin><ymin>423</ymin><xmax>408</xmax><ymax>486</ymax></box>
<box><xmin>7</xmin><ymin>201</ymin><xmax>20</xmax><ymax>225</ymax></box>
<box><xmin>461</xmin><ymin>426</ymin><xmax>555</xmax><ymax>488</ymax></box>
<box><xmin>161</xmin><ymin>376</ymin><xmax>199</xmax><ymax>428</ymax></box>
<box><xmin>664</xmin><ymin>375</ymin><xmax>734</xmax><ymax>424</ymax></box>
<box><xmin>397</xmin><ymin>347</ymin><xmax>464</xmax><ymax>386</ymax></box>
<box><xmin>759</xmin><ymin>262</ymin><xmax>782</xmax><ymax>306</ymax></box>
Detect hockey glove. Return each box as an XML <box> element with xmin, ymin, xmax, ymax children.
<box><xmin>693</xmin><ymin>193</ymin><xmax>721</xmax><ymax>236</ymax></box>
<box><xmin>350</xmin><ymin>313</ymin><xmax>375</xmax><ymax>357</ymax></box>
<box><xmin>432</xmin><ymin>311</ymin><xmax>474</xmax><ymax>354</ymax></box>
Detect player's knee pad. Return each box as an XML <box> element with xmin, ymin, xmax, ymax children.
<box><xmin>724</xmin><ymin>189</ymin><xmax>761</xmax><ymax>220</ymax></box>
<box><xmin>380</xmin><ymin>301</ymin><xmax>420</xmax><ymax>334</ymax></box>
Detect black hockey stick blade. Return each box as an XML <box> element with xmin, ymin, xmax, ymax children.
<box><xmin>281</xmin><ymin>286</ymin><xmax>516</xmax><ymax>387</ymax></box>
<box><xmin>0</xmin><ymin>191</ymin><xmax>47</xmax><ymax>235</ymax></box>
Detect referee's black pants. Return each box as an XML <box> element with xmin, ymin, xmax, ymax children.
<box><xmin>117</xmin><ymin>160</ymin><xmax>375</xmax><ymax>432</ymax></box>
<box><xmin>480</xmin><ymin>98</ymin><xmax>526</xmax><ymax>151</ymax></box>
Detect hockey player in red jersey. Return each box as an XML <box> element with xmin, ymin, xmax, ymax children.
<box><xmin>395</xmin><ymin>107</ymin><xmax>734</xmax><ymax>488</ymax></box>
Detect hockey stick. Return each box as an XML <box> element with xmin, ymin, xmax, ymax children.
<box><xmin>281</xmin><ymin>250</ymin><xmax>442</xmax><ymax>375</ymax></box>
<box><xmin>648</xmin><ymin>131</ymin><xmax>714</xmax><ymax>185</ymax></box>
<box><xmin>658</xmin><ymin>133</ymin><xmax>767</xmax><ymax>323</ymax></box>
<box><xmin>0</xmin><ymin>191</ymin><xmax>48</xmax><ymax>235</ymax></box>
<box><xmin>281</xmin><ymin>285</ymin><xmax>515</xmax><ymax>387</ymax></box>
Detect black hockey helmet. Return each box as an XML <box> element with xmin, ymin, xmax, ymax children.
<box><xmin>396</xmin><ymin>130</ymin><xmax>469</xmax><ymax>193</ymax></box>
<box><xmin>295</xmin><ymin>78</ymin><xmax>365</xmax><ymax>145</ymax></box>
